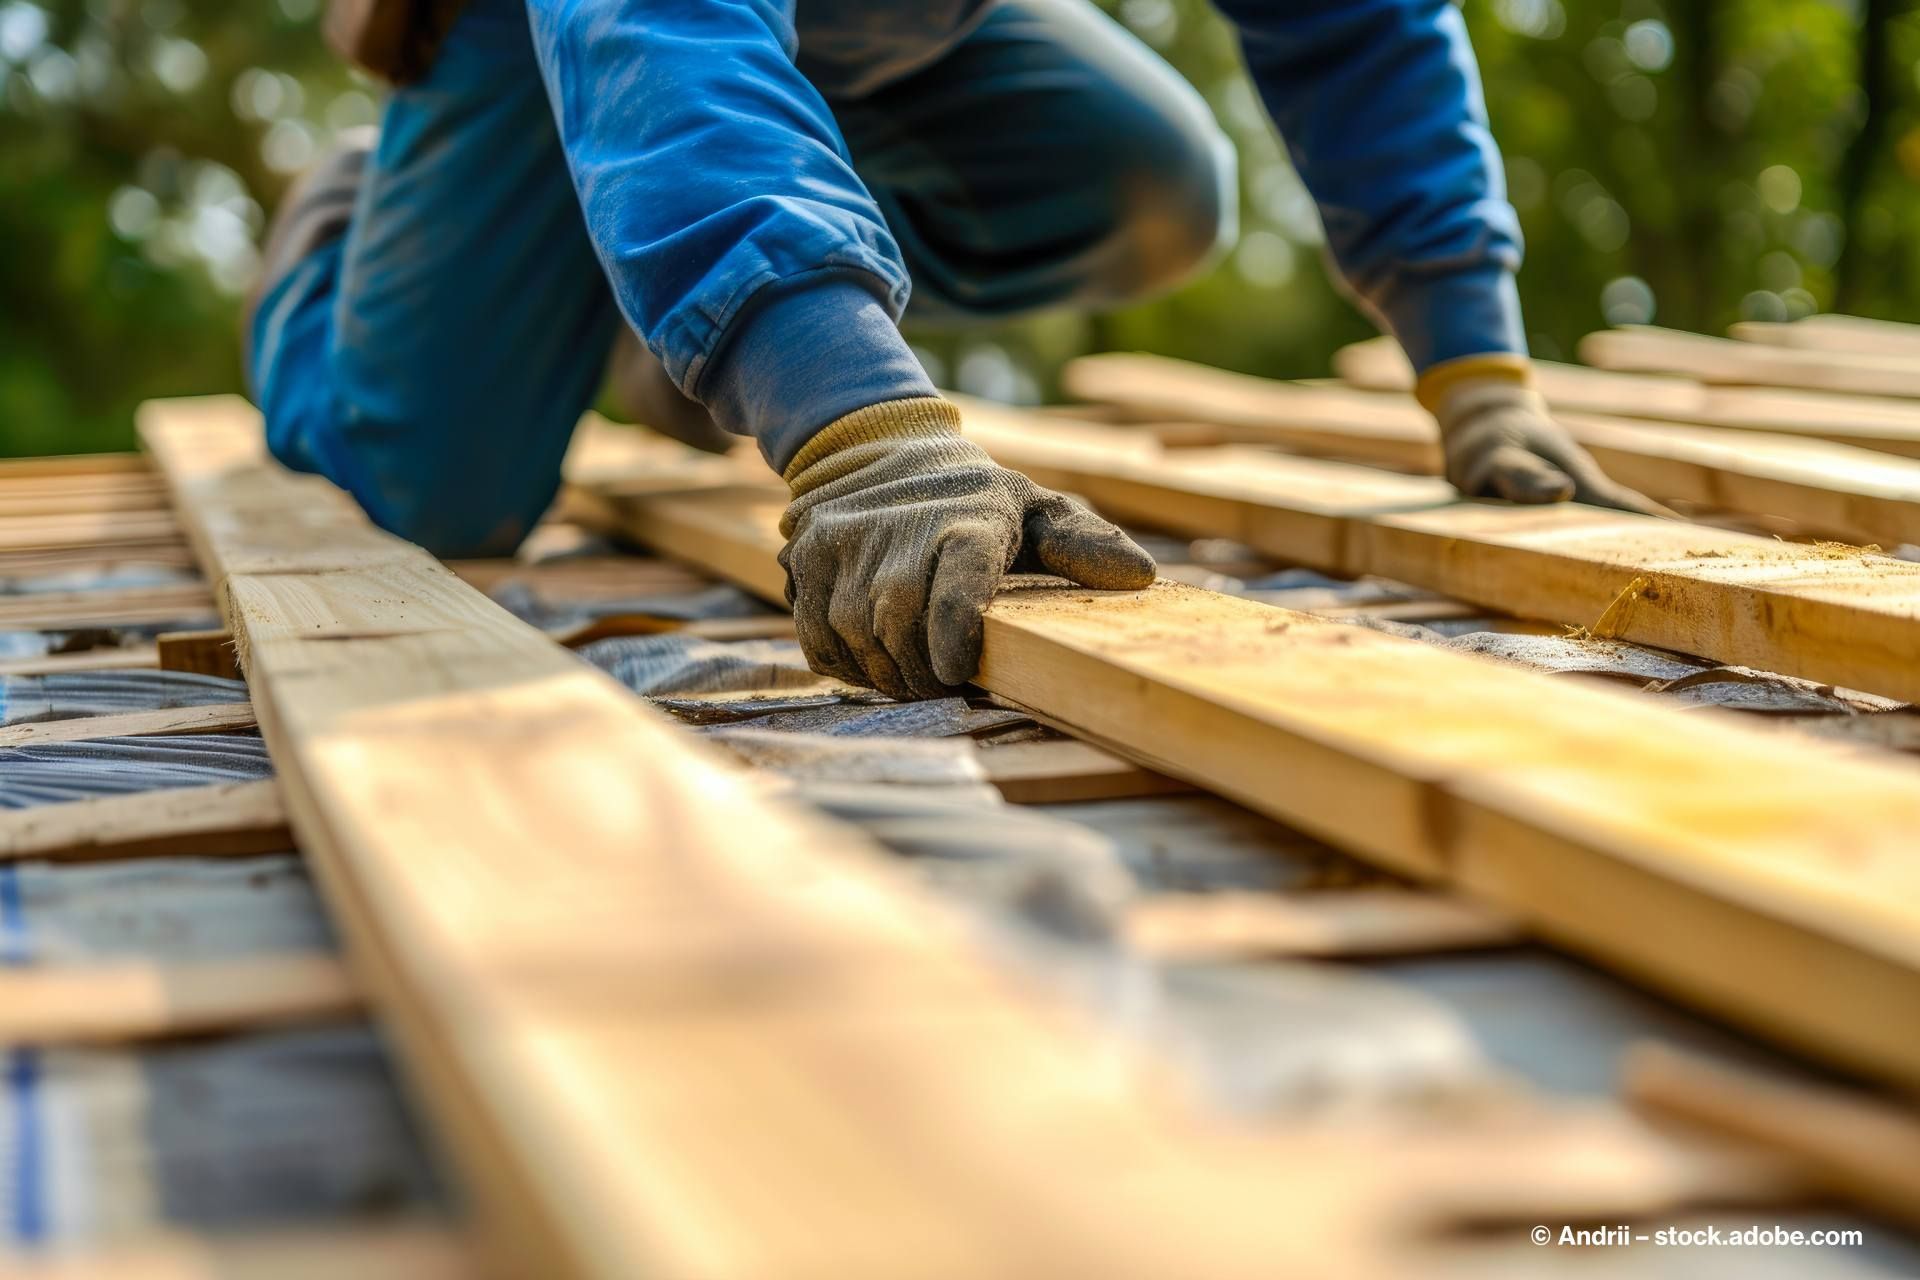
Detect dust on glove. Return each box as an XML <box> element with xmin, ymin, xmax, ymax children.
<box><xmin>779</xmin><ymin>397</ymin><xmax>1157</xmax><ymax>700</ymax></box>
<box><xmin>1418</xmin><ymin>355</ymin><xmax>1670</xmax><ymax>516</ymax></box>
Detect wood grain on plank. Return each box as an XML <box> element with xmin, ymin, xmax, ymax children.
<box><xmin>579</xmin><ymin>474</ymin><xmax>1920</xmax><ymax>1092</ymax></box>
<box><xmin>0</xmin><ymin>952</ymin><xmax>358</xmax><ymax>1045</ymax></box>
<box><xmin>1065</xmin><ymin>351</ymin><xmax>1920</xmax><ymax>546</ymax></box>
<box><xmin>156</xmin><ymin>629</ymin><xmax>241</xmax><ymax>680</ymax></box>
<box><xmin>137</xmin><ymin>395</ymin><xmax>1407</xmax><ymax>1280</ymax></box>
<box><xmin>0</xmin><ymin>702</ymin><xmax>257</xmax><ymax>749</ymax></box>
<box><xmin>0</xmin><ymin>781</ymin><xmax>293</xmax><ymax>864</ymax></box>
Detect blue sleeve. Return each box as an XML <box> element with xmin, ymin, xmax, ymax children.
<box><xmin>523</xmin><ymin>0</ymin><xmax>933</xmax><ymax>468</ymax></box>
<box><xmin>1212</xmin><ymin>0</ymin><xmax>1527</xmax><ymax>370</ymax></box>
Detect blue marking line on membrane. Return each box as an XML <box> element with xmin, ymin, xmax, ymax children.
<box><xmin>8</xmin><ymin>1051</ymin><xmax>43</xmax><ymax>1243</ymax></box>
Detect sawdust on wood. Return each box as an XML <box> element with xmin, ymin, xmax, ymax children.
<box><xmin>1565</xmin><ymin>574</ymin><xmax>1655</xmax><ymax>643</ymax></box>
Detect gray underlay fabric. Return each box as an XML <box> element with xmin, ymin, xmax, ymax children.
<box><xmin>706</xmin><ymin>698</ymin><xmax>1032</xmax><ymax>738</ymax></box>
<box><xmin>0</xmin><ymin>855</ymin><xmax>326</xmax><ymax>964</ymax></box>
<box><xmin>0</xmin><ymin>630</ymin><xmax>188</xmax><ymax>660</ymax></box>
<box><xmin>0</xmin><ymin>1028</ymin><xmax>442</xmax><ymax>1246</ymax></box>
<box><xmin>650</xmin><ymin>690</ymin><xmax>891</xmax><ymax>727</ymax></box>
<box><xmin>1339</xmin><ymin>618</ymin><xmax>1909</xmax><ymax>715</ymax></box>
<box><xmin>576</xmin><ymin>633</ymin><xmax>821</xmax><ymax>696</ymax></box>
<box><xmin>0</xmin><ymin>567</ymin><xmax>201</xmax><ymax>596</ymax></box>
<box><xmin>0</xmin><ymin>672</ymin><xmax>250</xmax><ymax>727</ymax></box>
<box><xmin>0</xmin><ymin>736</ymin><xmax>274</xmax><ymax>810</ymax></box>
<box><xmin>489</xmin><ymin>581</ymin><xmax>771</xmax><ymax>631</ymax></box>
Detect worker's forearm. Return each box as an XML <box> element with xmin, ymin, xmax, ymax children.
<box><xmin>1380</xmin><ymin>266</ymin><xmax>1527</xmax><ymax>372</ymax></box>
<box><xmin>700</xmin><ymin>277</ymin><xmax>936</xmax><ymax>471</ymax></box>
<box><xmin>1213</xmin><ymin>0</ymin><xmax>1523</xmax><ymax>368</ymax></box>
<box><xmin>522</xmin><ymin>0</ymin><xmax>911</xmax><ymax>402</ymax></box>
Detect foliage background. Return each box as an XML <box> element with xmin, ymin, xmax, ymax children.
<box><xmin>2</xmin><ymin>0</ymin><xmax>1915</xmax><ymax>453</ymax></box>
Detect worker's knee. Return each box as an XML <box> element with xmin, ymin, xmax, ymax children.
<box><xmin>262</xmin><ymin>405</ymin><xmax>551</xmax><ymax>560</ymax></box>
<box><xmin>1096</xmin><ymin>116</ymin><xmax>1237</xmax><ymax>300</ymax></box>
<box><xmin>356</xmin><ymin>470</ymin><xmax>546</xmax><ymax>560</ymax></box>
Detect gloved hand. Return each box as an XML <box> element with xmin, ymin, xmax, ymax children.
<box><xmin>1418</xmin><ymin>355</ymin><xmax>1669</xmax><ymax>516</ymax></box>
<box><xmin>779</xmin><ymin>398</ymin><xmax>1157</xmax><ymax>699</ymax></box>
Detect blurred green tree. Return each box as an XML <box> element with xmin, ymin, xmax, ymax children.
<box><xmin>0</xmin><ymin>0</ymin><xmax>361</xmax><ymax>454</ymax></box>
<box><xmin>2</xmin><ymin>0</ymin><xmax>1916</xmax><ymax>454</ymax></box>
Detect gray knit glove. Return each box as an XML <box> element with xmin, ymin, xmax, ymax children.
<box><xmin>1423</xmin><ymin>359</ymin><xmax>1669</xmax><ymax>516</ymax></box>
<box><xmin>779</xmin><ymin>398</ymin><xmax>1157</xmax><ymax>699</ymax></box>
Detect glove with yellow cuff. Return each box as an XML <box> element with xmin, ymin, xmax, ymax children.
<box><xmin>1417</xmin><ymin>354</ymin><xmax>1666</xmax><ymax>516</ymax></box>
<box><xmin>778</xmin><ymin>398</ymin><xmax>1157</xmax><ymax>700</ymax></box>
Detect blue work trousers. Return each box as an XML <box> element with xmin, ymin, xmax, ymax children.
<box><xmin>249</xmin><ymin>0</ymin><xmax>1232</xmax><ymax>556</ymax></box>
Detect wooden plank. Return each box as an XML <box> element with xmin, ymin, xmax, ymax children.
<box><xmin>0</xmin><ymin>1222</ymin><xmax>475</xmax><ymax>1280</ymax></box>
<box><xmin>0</xmin><ymin>781</ymin><xmax>293</xmax><ymax>864</ymax></box>
<box><xmin>1625</xmin><ymin>1042</ymin><xmax>1920</xmax><ymax>1231</ymax></box>
<box><xmin>0</xmin><ymin>453</ymin><xmax>151</xmax><ymax>480</ymax></box>
<box><xmin>986</xmin><ymin>584</ymin><xmax>1920</xmax><ymax>1091</ymax></box>
<box><xmin>1732</xmin><ymin>314</ymin><xmax>1920</xmax><ymax>358</ymax></box>
<box><xmin>0</xmin><ymin>487</ymin><xmax>172</xmax><ymax>520</ymax></box>
<box><xmin>0</xmin><ymin>544</ymin><xmax>196</xmax><ymax>579</ymax></box>
<box><xmin>581</xmin><ymin>432</ymin><xmax>1920</xmax><ymax>709</ymax></box>
<box><xmin>156</xmin><ymin>628</ymin><xmax>241</xmax><ymax>680</ymax></box>
<box><xmin>1334</xmin><ymin>334</ymin><xmax>1920</xmax><ymax>460</ymax></box>
<box><xmin>447</xmin><ymin>554</ymin><xmax>716</xmax><ymax>599</ymax></box>
<box><xmin>550</xmin><ymin>611</ymin><xmax>797</xmax><ymax>648</ymax></box>
<box><xmin>0</xmin><ymin>510</ymin><xmax>181</xmax><ymax>553</ymax></box>
<box><xmin>0</xmin><ymin>645</ymin><xmax>161</xmax><ymax>677</ymax></box>
<box><xmin>578</xmin><ymin>472</ymin><xmax>1920</xmax><ymax>1092</ymax></box>
<box><xmin>0</xmin><ymin>469</ymin><xmax>167</xmax><ymax>497</ymax></box>
<box><xmin>1581</xmin><ymin>325</ymin><xmax>1920</xmax><ymax>399</ymax></box>
<box><xmin>0</xmin><ymin>952</ymin><xmax>359</xmax><ymax>1046</ymax></box>
<box><xmin>0</xmin><ymin>702</ymin><xmax>257</xmax><ymax>749</ymax></box>
<box><xmin>137</xmin><ymin>395</ymin><xmax>1405</xmax><ymax>1280</ymax></box>
<box><xmin>946</xmin><ymin>400</ymin><xmax>1920</xmax><ymax>705</ymax></box>
<box><xmin>1329</xmin><ymin>334</ymin><xmax>1709</xmax><ymax>419</ymax></box>
<box><xmin>978</xmin><ymin>738</ymin><xmax>1191</xmax><ymax>804</ymax></box>
<box><xmin>1066</xmin><ymin>352</ymin><xmax>1920</xmax><ymax>545</ymax></box>
<box><xmin>0</xmin><ymin>584</ymin><xmax>216</xmax><ymax>631</ymax></box>
<box><xmin>1127</xmin><ymin>889</ymin><xmax>1524</xmax><ymax>959</ymax></box>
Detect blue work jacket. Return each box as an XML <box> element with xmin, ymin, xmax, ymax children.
<box><xmin>525</xmin><ymin>0</ymin><xmax>1525</xmax><ymax>420</ymax></box>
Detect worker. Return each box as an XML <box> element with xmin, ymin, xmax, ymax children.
<box><xmin>247</xmin><ymin>0</ymin><xmax>1659</xmax><ymax>702</ymax></box>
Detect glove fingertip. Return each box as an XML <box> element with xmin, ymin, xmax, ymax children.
<box><xmin>928</xmin><ymin>536</ymin><xmax>1001</xmax><ymax>687</ymax></box>
<box><xmin>1028</xmin><ymin>511</ymin><xmax>1158</xmax><ymax>590</ymax></box>
<box><xmin>929</xmin><ymin>601</ymin><xmax>986</xmax><ymax>687</ymax></box>
<box><xmin>1488</xmin><ymin>452</ymin><xmax>1575</xmax><ymax>505</ymax></box>
<box><xmin>1075</xmin><ymin>535</ymin><xmax>1159</xmax><ymax>591</ymax></box>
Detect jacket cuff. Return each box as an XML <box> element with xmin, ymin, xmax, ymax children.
<box><xmin>782</xmin><ymin>397</ymin><xmax>961</xmax><ymax>486</ymax></box>
<box><xmin>697</xmin><ymin>275</ymin><xmax>936</xmax><ymax>472</ymax></box>
<box><xmin>1375</xmin><ymin>266</ymin><xmax>1527</xmax><ymax>373</ymax></box>
<box><xmin>1414</xmin><ymin>351</ymin><xmax>1533</xmax><ymax>416</ymax></box>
